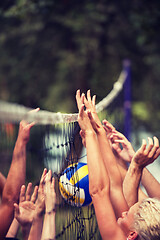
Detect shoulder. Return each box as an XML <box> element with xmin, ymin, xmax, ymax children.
<box><xmin>92</xmin><ymin>193</ymin><xmax>126</xmax><ymax>240</ymax></box>
<box><xmin>101</xmin><ymin>227</ymin><xmax>126</xmax><ymax>240</ymax></box>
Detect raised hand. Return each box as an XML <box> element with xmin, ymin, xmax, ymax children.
<box><xmin>77</xmin><ymin>89</ymin><xmax>104</xmax><ymax>134</ymax></box>
<box><xmin>26</xmin><ymin>169</ymin><xmax>47</xmax><ymax>240</ymax></box>
<box><xmin>41</xmin><ymin>170</ymin><xmax>56</xmax><ymax>240</ymax></box>
<box><xmin>102</xmin><ymin>119</ymin><xmax>116</xmax><ymax>138</ymax></box>
<box><xmin>132</xmin><ymin>136</ymin><xmax>160</xmax><ymax>169</ymax></box>
<box><xmin>84</xmin><ymin>90</ymin><xmax>102</xmax><ymax>128</ymax></box>
<box><xmin>110</xmin><ymin>132</ymin><xmax>135</xmax><ymax>163</ymax></box>
<box><xmin>44</xmin><ymin>170</ymin><xmax>56</xmax><ymax>214</ymax></box>
<box><xmin>17</xmin><ymin>108</ymin><xmax>40</xmax><ymax>144</ymax></box>
<box><xmin>102</xmin><ymin>119</ymin><xmax>135</xmax><ymax>162</ymax></box>
<box><xmin>76</xmin><ymin>89</ymin><xmax>97</xmax><ymax>120</ymax></box>
<box><xmin>76</xmin><ymin>90</ymin><xmax>93</xmax><ymax>134</ymax></box>
<box><xmin>76</xmin><ymin>89</ymin><xmax>84</xmax><ymax>111</ymax></box>
<box><xmin>102</xmin><ymin>119</ymin><xmax>115</xmax><ymax>131</ymax></box>
<box><xmin>14</xmin><ymin>183</ymin><xmax>38</xmax><ymax>227</ymax></box>
<box><xmin>34</xmin><ymin>168</ymin><xmax>47</xmax><ymax>217</ymax></box>
<box><xmin>83</xmin><ymin>89</ymin><xmax>96</xmax><ymax>113</ymax></box>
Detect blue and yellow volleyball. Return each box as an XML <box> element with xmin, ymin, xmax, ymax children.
<box><xmin>59</xmin><ymin>162</ymin><xmax>92</xmax><ymax>207</ymax></box>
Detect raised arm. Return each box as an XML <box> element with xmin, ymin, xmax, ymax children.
<box><xmin>103</xmin><ymin>123</ymin><xmax>148</xmax><ymax>201</ymax></box>
<box><xmin>41</xmin><ymin>170</ymin><xmax>56</xmax><ymax>240</ymax></box>
<box><xmin>123</xmin><ymin>137</ymin><xmax>160</xmax><ymax>207</ymax></box>
<box><xmin>103</xmin><ymin>120</ymin><xmax>135</xmax><ymax>163</ymax></box>
<box><xmin>76</xmin><ymin>90</ymin><xmax>126</xmax><ymax>240</ymax></box>
<box><xmin>14</xmin><ymin>183</ymin><xmax>38</xmax><ymax>240</ymax></box>
<box><xmin>141</xmin><ymin>167</ymin><xmax>160</xmax><ymax>199</ymax></box>
<box><xmin>82</xmin><ymin>90</ymin><xmax>128</xmax><ymax>218</ymax></box>
<box><xmin>0</xmin><ymin>122</ymin><xmax>34</xmax><ymax>238</ymax></box>
<box><xmin>28</xmin><ymin>168</ymin><xmax>47</xmax><ymax>240</ymax></box>
<box><xmin>0</xmin><ymin>108</ymin><xmax>39</xmax><ymax>238</ymax></box>
<box><xmin>5</xmin><ymin>218</ymin><xmax>19</xmax><ymax>238</ymax></box>
<box><xmin>109</xmin><ymin>127</ymin><xmax>160</xmax><ymax>200</ymax></box>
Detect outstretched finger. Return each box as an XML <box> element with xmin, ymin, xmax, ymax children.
<box><xmin>144</xmin><ymin>137</ymin><xmax>154</xmax><ymax>155</ymax></box>
<box><xmin>87</xmin><ymin>89</ymin><xmax>92</xmax><ymax>102</ymax></box>
<box><xmin>40</xmin><ymin>168</ymin><xmax>47</xmax><ymax>184</ymax></box>
<box><xmin>84</xmin><ymin>91</ymin><xmax>96</xmax><ymax>112</ymax></box>
<box><xmin>27</xmin><ymin>108</ymin><xmax>40</xmax><ymax>125</ymax></box>
<box><xmin>79</xmin><ymin>104</ymin><xmax>85</xmax><ymax>118</ymax></box>
<box><xmin>92</xmin><ymin>95</ymin><xmax>96</xmax><ymax>107</ymax></box>
<box><xmin>52</xmin><ymin>177</ymin><xmax>55</xmax><ymax>190</ymax></box>
<box><xmin>52</xmin><ymin>177</ymin><xmax>56</xmax><ymax>200</ymax></box>
<box><xmin>139</xmin><ymin>139</ymin><xmax>147</xmax><ymax>152</ymax></box>
<box><xmin>19</xmin><ymin>185</ymin><xmax>26</xmax><ymax>203</ymax></box>
<box><xmin>153</xmin><ymin>147</ymin><xmax>160</xmax><ymax>159</ymax></box>
<box><xmin>148</xmin><ymin>136</ymin><xmax>160</xmax><ymax>158</ymax></box>
<box><xmin>28</xmin><ymin>107</ymin><xmax>40</xmax><ymax>114</ymax></box>
<box><xmin>109</xmin><ymin>132</ymin><xmax>122</xmax><ymax>139</ymax></box>
<box><xmin>14</xmin><ymin>203</ymin><xmax>20</xmax><ymax>217</ymax></box>
<box><xmin>25</xmin><ymin>182</ymin><xmax>32</xmax><ymax>201</ymax></box>
<box><xmin>26</xmin><ymin>121</ymin><xmax>36</xmax><ymax>130</ymax></box>
<box><xmin>46</xmin><ymin>169</ymin><xmax>52</xmax><ymax>182</ymax></box>
<box><xmin>76</xmin><ymin>89</ymin><xmax>83</xmax><ymax>110</ymax></box>
<box><xmin>39</xmin><ymin>168</ymin><xmax>47</xmax><ymax>194</ymax></box>
<box><xmin>84</xmin><ymin>95</ymin><xmax>92</xmax><ymax>111</ymax></box>
<box><xmin>102</xmin><ymin>120</ymin><xmax>115</xmax><ymax>132</ymax></box>
<box><xmin>45</xmin><ymin>170</ymin><xmax>52</xmax><ymax>194</ymax></box>
<box><xmin>87</xmin><ymin>110</ymin><xmax>99</xmax><ymax>132</ymax></box>
<box><xmin>31</xmin><ymin>185</ymin><xmax>38</xmax><ymax>203</ymax></box>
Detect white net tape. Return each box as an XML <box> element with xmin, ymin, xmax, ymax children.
<box><xmin>0</xmin><ymin>70</ymin><xmax>127</xmax><ymax>125</ymax></box>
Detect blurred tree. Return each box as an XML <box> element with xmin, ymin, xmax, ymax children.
<box><xmin>0</xmin><ymin>0</ymin><xmax>160</xmax><ymax>131</ymax></box>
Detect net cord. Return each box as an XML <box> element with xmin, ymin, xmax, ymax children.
<box><xmin>0</xmin><ymin>70</ymin><xmax>127</xmax><ymax>125</ymax></box>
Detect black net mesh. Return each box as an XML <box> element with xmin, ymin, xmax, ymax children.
<box><xmin>0</xmin><ymin>69</ymin><xmax>128</xmax><ymax>239</ymax></box>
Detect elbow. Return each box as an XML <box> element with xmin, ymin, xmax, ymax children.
<box><xmin>2</xmin><ymin>189</ymin><xmax>18</xmax><ymax>205</ymax></box>
<box><xmin>89</xmin><ymin>183</ymin><xmax>109</xmax><ymax>199</ymax></box>
<box><xmin>89</xmin><ymin>184</ymin><xmax>99</xmax><ymax>197</ymax></box>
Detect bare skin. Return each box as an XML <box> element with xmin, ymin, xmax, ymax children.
<box><xmin>0</xmin><ymin>108</ymin><xmax>39</xmax><ymax>239</ymax></box>
<box><xmin>76</xmin><ymin>89</ymin><xmax>160</xmax><ymax>240</ymax></box>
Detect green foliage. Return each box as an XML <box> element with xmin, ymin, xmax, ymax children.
<box><xmin>132</xmin><ymin>102</ymin><xmax>150</xmax><ymax>121</ymax></box>
<box><xmin>0</xmin><ymin>0</ymin><xmax>160</xmax><ymax>130</ymax></box>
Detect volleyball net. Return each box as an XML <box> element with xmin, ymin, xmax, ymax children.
<box><xmin>0</xmin><ymin>62</ymin><xmax>130</xmax><ymax>239</ymax></box>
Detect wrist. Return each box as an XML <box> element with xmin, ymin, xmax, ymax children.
<box><xmin>16</xmin><ymin>137</ymin><xmax>28</xmax><ymax>146</ymax></box>
<box><xmin>34</xmin><ymin>211</ymin><xmax>45</xmax><ymax>220</ymax></box>
<box><xmin>85</xmin><ymin>130</ymin><xmax>96</xmax><ymax>136</ymax></box>
<box><xmin>130</xmin><ymin>161</ymin><xmax>143</xmax><ymax>174</ymax></box>
<box><xmin>45</xmin><ymin>208</ymin><xmax>56</xmax><ymax>215</ymax></box>
<box><xmin>35</xmin><ymin>205</ymin><xmax>45</xmax><ymax>218</ymax></box>
<box><xmin>22</xmin><ymin>223</ymin><xmax>32</xmax><ymax>232</ymax></box>
<box><xmin>97</xmin><ymin>127</ymin><xmax>106</xmax><ymax>135</ymax></box>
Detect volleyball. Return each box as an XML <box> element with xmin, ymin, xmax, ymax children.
<box><xmin>59</xmin><ymin>162</ymin><xmax>92</xmax><ymax>207</ymax></box>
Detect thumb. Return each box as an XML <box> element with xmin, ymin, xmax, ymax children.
<box><xmin>14</xmin><ymin>203</ymin><xmax>20</xmax><ymax>217</ymax></box>
<box><xmin>87</xmin><ymin>110</ymin><xmax>99</xmax><ymax>131</ymax></box>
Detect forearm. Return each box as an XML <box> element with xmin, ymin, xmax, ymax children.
<box><xmin>2</xmin><ymin>138</ymin><xmax>26</xmax><ymax>203</ymax></box>
<box><xmin>6</xmin><ymin>218</ymin><xmax>19</xmax><ymax>238</ymax></box>
<box><xmin>142</xmin><ymin>167</ymin><xmax>160</xmax><ymax>198</ymax></box>
<box><xmin>96</xmin><ymin>130</ymin><xmax>128</xmax><ymax>217</ymax></box>
<box><xmin>97</xmin><ymin>130</ymin><xmax>123</xmax><ymax>187</ymax></box>
<box><xmin>87</xmin><ymin>133</ymin><xmax>125</xmax><ymax>236</ymax></box>
<box><xmin>28</xmin><ymin>215</ymin><xmax>44</xmax><ymax>240</ymax></box>
<box><xmin>117</xmin><ymin>161</ymin><xmax>147</xmax><ymax>202</ymax></box>
<box><xmin>41</xmin><ymin>212</ymin><xmax>56</xmax><ymax>240</ymax></box>
<box><xmin>123</xmin><ymin>161</ymin><xmax>142</xmax><ymax>207</ymax></box>
<box><xmin>85</xmin><ymin>131</ymin><xmax>109</xmax><ymax>196</ymax></box>
<box><xmin>22</xmin><ymin>224</ymin><xmax>32</xmax><ymax>240</ymax></box>
<box><xmin>0</xmin><ymin>139</ymin><xmax>27</xmax><ymax>238</ymax></box>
